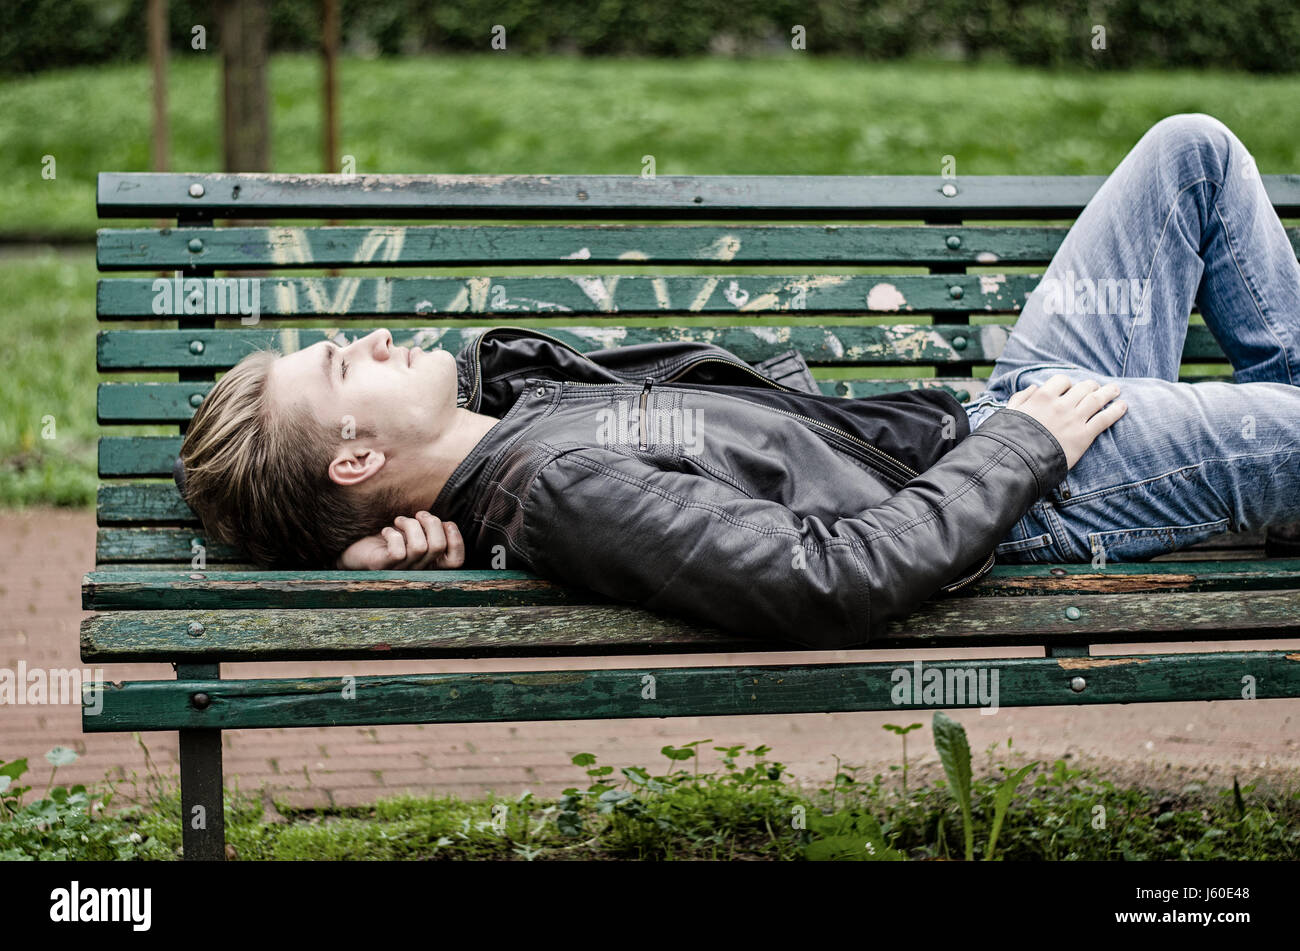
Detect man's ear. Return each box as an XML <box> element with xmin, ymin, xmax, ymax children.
<box><xmin>328</xmin><ymin>445</ymin><xmax>387</xmax><ymax>487</ymax></box>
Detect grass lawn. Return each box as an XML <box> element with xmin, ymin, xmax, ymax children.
<box><xmin>3</xmin><ymin>54</ymin><xmax>1299</xmax><ymax>506</ymax></box>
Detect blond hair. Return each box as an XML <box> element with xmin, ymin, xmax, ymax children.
<box><xmin>178</xmin><ymin>349</ymin><xmax>405</xmax><ymax>568</ymax></box>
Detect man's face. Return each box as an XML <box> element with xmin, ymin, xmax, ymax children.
<box><xmin>265</xmin><ymin>328</ymin><xmax>459</xmax><ymax>487</ymax></box>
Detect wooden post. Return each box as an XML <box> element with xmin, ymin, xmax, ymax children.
<box><xmin>323</xmin><ymin>0</ymin><xmax>339</xmax><ymax>175</ymax></box>
<box><xmin>323</xmin><ymin>0</ymin><xmax>341</xmax><ymax>272</ymax></box>
<box><xmin>148</xmin><ymin>0</ymin><xmax>169</xmax><ymax>173</ymax></box>
<box><xmin>217</xmin><ymin>0</ymin><xmax>271</xmax><ymax>172</ymax></box>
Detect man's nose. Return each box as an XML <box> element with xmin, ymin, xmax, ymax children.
<box><xmin>356</xmin><ymin>328</ymin><xmax>392</xmax><ymax>358</ymax></box>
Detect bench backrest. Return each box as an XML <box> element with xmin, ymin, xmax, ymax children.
<box><xmin>95</xmin><ymin>172</ymin><xmax>1300</xmax><ymax>568</ymax></box>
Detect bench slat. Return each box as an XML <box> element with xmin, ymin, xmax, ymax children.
<box><xmin>97</xmin><ymin>528</ymin><xmax>241</xmax><ymax>562</ymax></box>
<box><xmin>78</xmin><ymin>590</ymin><xmax>1300</xmax><ymax>663</ymax></box>
<box><xmin>98</xmin><ymin>224</ymin><xmax>1075</xmax><ymax>269</ymax></box>
<box><xmin>95</xmin><ymin>224</ymin><xmax>1300</xmax><ymax>271</ymax></box>
<box><xmin>81</xmin><ymin>559</ymin><xmax>1300</xmax><ymax>611</ymax></box>
<box><xmin>81</xmin><ymin>650</ymin><xmax>1300</xmax><ymax>732</ymax></box>
<box><xmin>97</xmin><ymin>172</ymin><xmax>1300</xmax><ymax>219</ymax></box>
<box><xmin>97</xmin><ymin>273</ymin><xmax>1039</xmax><ymax>318</ymax></box>
<box><xmin>95</xmin><ymin>324</ymin><xmax>1235</xmax><ymax>371</ymax></box>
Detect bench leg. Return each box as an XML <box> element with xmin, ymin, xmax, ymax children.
<box><xmin>178</xmin><ymin>663</ymin><xmax>225</xmax><ymax>861</ymax></box>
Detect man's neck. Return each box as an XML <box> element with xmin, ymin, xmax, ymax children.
<box><xmin>406</xmin><ymin>408</ymin><xmax>500</xmax><ymax>513</ymax></box>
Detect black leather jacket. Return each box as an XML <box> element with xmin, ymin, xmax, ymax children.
<box><xmin>434</xmin><ymin>326</ymin><xmax>1069</xmax><ymax>649</ymax></box>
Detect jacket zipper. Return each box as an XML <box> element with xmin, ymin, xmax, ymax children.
<box><xmin>638</xmin><ymin>379</ymin><xmax>652</xmax><ymax>450</ymax></box>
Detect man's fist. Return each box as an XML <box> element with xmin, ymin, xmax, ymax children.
<box><xmin>334</xmin><ymin>511</ymin><xmax>465</xmax><ymax>570</ymax></box>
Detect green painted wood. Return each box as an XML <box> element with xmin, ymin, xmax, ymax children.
<box><xmin>98</xmin><ymin>485</ymin><xmax>197</xmax><ymax>523</ymax></box>
<box><xmin>96</xmin><ymin>528</ymin><xmax>241</xmax><ymax>562</ymax></box>
<box><xmin>78</xmin><ymin>588</ymin><xmax>1300</xmax><ymax>664</ymax></box>
<box><xmin>97</xmin><ymin>273</ymin><xmax>1041</xmax><ymax>318</ymax></box>
<box><xmin>97</xmin><ymin>224</ymin><xmax>1300</xmax><ymax>271</ymax></box>
<box><xmin>98</xmin><ymin>224</ymin><xmax>1075</xmax><ymax>269</ymax></box>
<box><xmin>98</xmin><ymin>436</ymin><xmax>183</xmax><ymax>477</ymax></box>
<box><xmin>77</xmin><ymin>558</ymin><xmax>1300</xmax><ymax>611</ymax></box>
<box><xmin>95</xmin><ymin>324</ymin><xmax>1235</xmax><ymax>371</ymax></box>
<box><xmin>81</xmin><ymin>559</ymin><xmax>1300</xmax><ymax>612</ymax></box>
<box><xmin>96</xmin><ymin>172</ymin><xmax>1300</xmax><ymax>219</ymax></box>
<box><xmin>81</xmin><ymin>650</ymin><xmax>1300</xmax><ymax>732</ymax></box>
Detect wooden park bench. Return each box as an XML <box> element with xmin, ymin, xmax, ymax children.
<box><xmin>84</xmin><ymin>171</ymin><xmax>1300</xmax><ymax>859</ymax></box>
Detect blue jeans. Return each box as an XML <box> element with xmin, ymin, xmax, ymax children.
<box><xmin>960</xmin><ymin>113</ymin><xmax>1300</xmax><ymax>564</ymax></box>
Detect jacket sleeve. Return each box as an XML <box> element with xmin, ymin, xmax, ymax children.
<box><xmin>517</xmin><ymin>407</ymin><xmax>1069</xmax><ymax>649</ymax></box>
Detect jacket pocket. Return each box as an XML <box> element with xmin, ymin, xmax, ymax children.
<box><xmin>750</xmin><ymin>348</ymin><xmax>821</xmax><ymax>395</ymax></box>
<box><xmin>1087</xmin><ymin>517</ymin><xmax>1231</xmax><ymax>562</ymax></box>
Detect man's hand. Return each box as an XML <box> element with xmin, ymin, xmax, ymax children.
<box><xmin>1005</xmin><ymin>374</ymin><xmax>1127</xmax><ymax>470</ymax></box>
<box><xmin>334</xmin><ymin>511</ymin><xmax>465</xmax><ymax>570</ymax></box>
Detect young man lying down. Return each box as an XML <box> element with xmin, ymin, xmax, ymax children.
<box><xmin>177</xmin><ymin>114</ymin><xmax>1300</xmax><ymax>649</ymax></box>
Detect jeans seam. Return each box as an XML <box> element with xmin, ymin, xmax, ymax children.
<box><xmin>1212</xmin><ymin>200</ymin><xmax>1296</xmax><ymax>386</ymax></box>
<box><xmin>1040</xmin><ymin>502</ymin><xmax>1080</xmax><ymax>560</ymax></box>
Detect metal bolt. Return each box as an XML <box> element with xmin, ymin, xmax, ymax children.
<box><xmin>188</xmin><ymin>183</ymin><xmax>205</xmax><ymax>198</ymax></box>
<box><xmin>189</xmin><ymin>536</ymin><xmax>204</xmax><ymax>548</ymax></box>
<box><xmin>189</xmin><ymin>340</ymin><xmax>205</xmax><ymax>354</ymax></box>
<box><xmin>192</xmin><ymin>692</ymin><xmax>211</xmax><ymax>709</ymax></box>
<box><xmin>535</xmin><ymin>386</ymin><xmax>546</xmax><ymax>397</ymax></box>
<box><xmin>189</xmin><ymin>393</ymin><xmax>204</xmax><ymax>407</ymax></box>
<box><xmin>187</xmin><ymin>621</ymin><xmax>205</xmax><ymax>637</ymax></box>
<box><xmin>955</xmin><ymin>390</ymin><xmax>969</xmax><ymax>402</ymax></box>
<box><xmin>949</xmin><ymin>284</ymin><xmax>964</xmax><ymax>299</ymax></box>
<box><xmin>1069</xmin><ymin>676</ymin><xmax>1086</xmax><ymax>693</ymax></box>
<box><xmin>188</xmin><ymin>573</ymin><xmax>204</xmax><ymax>581</ymax></box>
<box><xmin>952</xmin><ymin>334</ymin><xmax>967</xmax><ymax>350</ymax></box>
<box><xmin>946</xmin><ymin>234</ymin><xmax>962</xmax><ymax>249</ymax></box>
<box><xmin>187</xmin><ymin>238</ymin><xmax>204</xmax><ymax>253</ymax></box>
<box><xmin>1065</xmin><ymin>605</ymin><xmax>1082</xmax><ymax>620</ymax></box>
<box><xmin>1050</xmin><ymin>567</ymin><xmax>1068</xmax><ymax>576</ymax></box>
<box><xmin>941</xmin><ymin>183</ymin><xmax>958</xmax><ymax>197</ymax></box>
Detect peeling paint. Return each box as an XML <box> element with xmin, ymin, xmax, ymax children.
<box><xmin>867</xmin><ymin>282</ymin><xmax>907</xmax><ymax>312</ymax></box>
<box><xmin>979</xmin><ymin>274</ymin><xmax>1007</xmax><ymax>295</ymax></box>
<box><xmin>1057</xmin><ymin>657</ymin><xmax>1152</xmax><ymax>670</ymax></box>
<box><xmin>569</xmin><ymin>326</ymin><xmax>628</xmax><ymax>348</ymax></box>
<box><xmin>823</xmin><ymin>331</ymin><xmax>845</xmax><ymax>358</ymax></box>
<box><xmin>508</xmin><ymin>672</ymin><xmax>588</xmax><ymax>686</ymax></box>
<box><xmin>563</xmin><ymin>247</ymin><xmax>592</xmax><ymax>260</ymax></box>
<box><xmin>975</xmin><ymin>251</ymin><xmax>999</xmax><ymax>264</ymax></box>
<box><xmin>750</xmin><ymin>326</ymin><xmax>789</xmax><ymax>345</ymax></box>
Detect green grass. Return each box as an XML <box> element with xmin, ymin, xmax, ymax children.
<box><xmin>5</xmin><ymin>736</ymin><xmax>1298</xmax><ymax>861</ymax></box>
<box><xmin>3</xmin><ymin>54</ymin><xmax>1299</xmax><ymax>507</ymax></box>
<box><xmin>4</xmin><ymin>53</ymin><xmax>1300</xmax><ymax>237</ymax></box>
